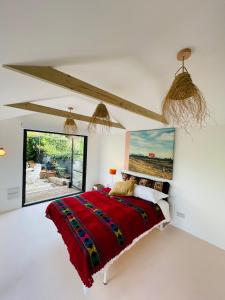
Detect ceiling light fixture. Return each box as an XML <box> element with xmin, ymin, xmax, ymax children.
<box><xmin>0</xmin><ymin>147</ymin><xmax>7</xmax><ymax>157</ymax></box>
<box><xmin>162</xmin><ymin>48</ymin><xmax>208</xmax><ymax>128</ymax></box>
<box><xmin>88</xmin><ymin>102</ymin><xmax>111</xmax><ymax>134</ymax></box>
<box><xmin>64</xmin><ymin>107</ymin><xmax>77</xmax><ymax>135</ymax></box>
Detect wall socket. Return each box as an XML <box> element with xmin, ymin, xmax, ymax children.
<box><xmin>176</xmin><ymin>211</ymin><xmax>186</xmax><ymax>219</ymax></box>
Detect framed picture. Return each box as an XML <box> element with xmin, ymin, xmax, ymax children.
<box><xmin>125</xmin><ymin>128</ymin><xmax>175</xmax><ymax>180</ymax></box>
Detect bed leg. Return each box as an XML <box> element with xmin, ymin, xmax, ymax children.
<box><xmin>82</xmin><ymin>284</ymin><xmax>88</xmax><ymax>296</ymax></box>
<box><xmin>103</xmin><ymin>266</ymin><xmax>109</xmax><ymax>285</ymax></box>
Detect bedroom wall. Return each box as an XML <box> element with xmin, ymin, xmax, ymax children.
<box><xmin>0</xmin><ymin>114</ymin><xmax>101</xmax><ymax>213</ymax></box>
<box><xmin>98</xmin><ymin>133</ymin><xmax>126</xmax><ymax>186</ymax></box>
<box><xmin>98</xmin><ymin>125</ymin><xmax>225</xmax><ymax>250</ymax></box>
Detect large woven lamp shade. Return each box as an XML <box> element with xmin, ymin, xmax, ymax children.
<box><xmin>88</xmin><ymin>102</ymin><xmax>111</xmax><ymax>133</ymax></box>
<box><xmin>64</xmin><ymin>107</ymin><xmax>77</xmax><ymax>135</ymax></box>
<box><xmin>162</xmin><ymin>48</ymin><xmax>207</xmax><ymax>128</ymax></box>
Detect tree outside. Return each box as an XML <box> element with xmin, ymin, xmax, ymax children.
<box><xmin>26</xmin><ymin>132</ymin><xmax>75</xmax><ymax>178</ymax></box>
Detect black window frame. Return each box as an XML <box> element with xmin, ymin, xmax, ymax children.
<box><xmin>22</xmin><ymin>129</ymin><xmax>88</xmax><ymax>207</ymax></box>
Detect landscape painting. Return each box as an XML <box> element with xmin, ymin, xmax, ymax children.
<box><xmin>125</xmin><ymin>128</ymin><xmax>175</xmax><ymax>180</ymax></box>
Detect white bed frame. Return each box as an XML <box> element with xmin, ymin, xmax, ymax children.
<box><xmin>82</xmin><ymin>219</ymin><xmax>169</xmax><ymax>295</ymax></box>
<box><xmin>82</xmin><ymin>171</ymin><xmax>171</xmax><ymax>294</ymax></box>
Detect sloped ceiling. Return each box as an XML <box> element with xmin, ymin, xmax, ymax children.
<box><xmin>0</xmin><ymin>0</ymin><xmax>225</xmax><ymax>129</ymax></box>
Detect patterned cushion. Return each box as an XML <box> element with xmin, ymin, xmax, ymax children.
<box><xmin>139</xmin><ymin>178</ymin><xmax>150</xmax><ymax>186</ymax></box>
<box><xmin>129</xmin><ymin>175</ymin><xmax>139</xmax><ymax>184</ymax></box>
<box><xmin>121</xmin><ymin>172</ymin><xmax>170</xmax><ymax>196</ymax></box>
<box><xmin>121</xmin><ymin>173</ymin><xmax>130</xmax><ymax>181</ymax></box>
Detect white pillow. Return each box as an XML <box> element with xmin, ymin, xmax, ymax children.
<box><xmin>133</xmin><ymin>184</ymin><xmax>168</xmax><ymax>203</ymax></box>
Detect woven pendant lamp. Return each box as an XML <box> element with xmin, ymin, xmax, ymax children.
<box><xmin>162</xmin><ymin>48</ymin><xmax>207</xmax><ymax>128</ymax></box>
<box><xmin>64</xmin><ymin>107</ymin><xmax>77</xmax><ymax>135</ymax></box>
<box><xmin>88</xmin><ymin>102</ymin><xmax>111</xmax><ymax>133</ymax></box>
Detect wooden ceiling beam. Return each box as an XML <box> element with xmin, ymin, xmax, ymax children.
<box><xmin>6</xmin><ymin>102</ymin><xmax>125</xmax><ymax>129</ymax></box>
<box><xmin>3</xmin><ymin>64</ymin><xmax>167</xmax><ymax>124</ymax></box>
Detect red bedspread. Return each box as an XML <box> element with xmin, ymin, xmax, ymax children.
<box><xmin>46</xmin><ymin>188</ymin><xmax>165</xmax><ymax>287</ymax></box>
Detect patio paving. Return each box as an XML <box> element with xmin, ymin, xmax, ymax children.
<box><xmin>26</xmin><ymin>179</ymin><xmax>80</xmax><ymax>204</ymax></box>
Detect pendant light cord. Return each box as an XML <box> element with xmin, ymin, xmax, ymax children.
<box><xmin>175</xmin><ymin>57</ymin><xmax>188</xmax><ymax>77</ymax></box>
<box><xmin>182</xmin><ymin>56</ymin><xmax>185</xmax><ymax>72</ymax></box>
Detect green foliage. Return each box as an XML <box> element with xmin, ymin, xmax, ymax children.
<box><xmin>73</xmin><ymin>136</ymin><xmax>84</xmax><ymax>156</ymax></box>
<box><xmin>26</xmin><ymin>131</ymin><xmax>85</xmax><ymax>180</ymax></box>
<box><xmin>26</xmin><ymin>136</ymin><xmax>36</xmax><ymax>161</ymax></box>
<box><xmin>26</xmin><ymin>132</ymin><xmax>72</xmax><ymax>160</ymax></box>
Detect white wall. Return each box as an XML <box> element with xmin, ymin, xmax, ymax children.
<box><xmin>98</xmin><ymin>125</ymin><xmax>225</xmax><ymax>250</ymax></box>
<box><xmin>99</xmin><ymin>133</ymin><xmax>126</xmax><ymax>186</ymax></box>
<box><xmin>0</xmin><ymin>118</ymin><xmax>23</xmax><ymax>212</ymax></box>
<box><xmin>171</xmin><ymin>125</ymin><xmax>225</xmax><ymax>250</ymax></box>
<box><xmin>0</xmin><ymin>114</ymin><xmax>101</xmax><ymax>213</ymax></box>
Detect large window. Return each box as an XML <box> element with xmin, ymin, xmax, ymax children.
<box><xmin>23</xmin><ymin>130</ymin><xmax>87</xmax><ymax>206</ymax></box>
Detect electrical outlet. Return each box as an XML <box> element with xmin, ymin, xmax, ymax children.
<box><xmin>176</xmin><ymin>211</ymin><xmax>186</xmax><ymax>219</ymax></box>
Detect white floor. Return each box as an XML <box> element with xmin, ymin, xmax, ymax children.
<box><xmin>1</xmin><ymin>202</ymin><xmax>225</xmax><ymax>300</ymax></box>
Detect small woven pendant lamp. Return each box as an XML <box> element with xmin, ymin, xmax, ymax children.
<box><xmin>88</xmin><ymin>102</ymin><xmax>111</xmax><ymax>133</ymax></box>
<box><xmin>162</xmin><ymin>48</ymin><xmax>207</xmax><ymax>127</ymax></box>
<box><xmin>64</xmin><ymin>107</ymin><xmax>77</xmax><ymax>135</ymax></box>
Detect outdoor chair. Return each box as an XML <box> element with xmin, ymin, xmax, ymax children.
<box><xmin>26</xmin><ymin>163</ymin><xmax>42</xmax><ymax>184</ymax></box>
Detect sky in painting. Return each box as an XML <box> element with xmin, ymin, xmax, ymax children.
<box><xmin>129</xmin><ymin>128</ymin><xmax>175</xmax><ymax>159</ymax></box>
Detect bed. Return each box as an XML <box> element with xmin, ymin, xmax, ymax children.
<box><xmin>46</xmin><ymin>172</ymin><xmax>170</xmax><ymax>290</ymax></box>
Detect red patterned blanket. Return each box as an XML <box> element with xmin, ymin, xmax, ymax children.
<box><xmin>46</xmin><ymin>188</ymin><xmax>165</xmax><ymax>287</ymax></box>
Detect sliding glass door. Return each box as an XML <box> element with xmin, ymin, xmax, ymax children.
<box><xmin>72</xmin><ymin>136</ymin><xmax>86</xmax><ymax>190</ymax></box>
<box><xmin>23</xmin><ymin>130</ymin><xmax>87</xmax><ymax>206</ymax></box>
